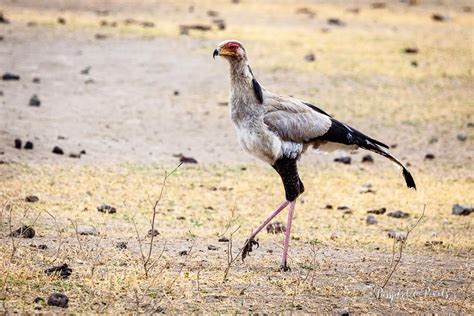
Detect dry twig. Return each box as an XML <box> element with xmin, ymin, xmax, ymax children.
<box><xmin>374</xmin><ymin>205</ymin><xmax>426</xmax><ymax>297</ymax></box>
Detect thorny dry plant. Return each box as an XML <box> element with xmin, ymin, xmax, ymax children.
<box><xmin>222</xmin><ymin>224</ymin><xmax>242</xmax><ymax>282</ymax></box>
<box><xmin>135</xmin><ymin>163</ymin><xmax>182</xmax><ymax>278</ymax></box>
<box><xmin>373</xmin><ymin>205</ymin><xmax>426</xmax><ymax>297</ymax></box>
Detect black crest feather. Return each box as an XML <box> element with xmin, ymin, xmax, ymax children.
<box><xmin>252</xmin><ymin>78</ymin><xmax>263</xmax><ymax>103</ymax></box>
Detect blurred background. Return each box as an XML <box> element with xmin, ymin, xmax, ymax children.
<box><xmin>1</xmin><ymin>0</ymin><xmax>472</xmax><ymax>167</ymax></box>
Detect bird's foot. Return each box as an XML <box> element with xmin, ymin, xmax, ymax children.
<box><xmin>279</xmin><ymin>261</ymin><xmax>291</xmax><ymax>272</ymax></box>
<box><xmin>241</xmin><ymin>238</ymin><xmax>259</xmax><ymax>261</ymax></box>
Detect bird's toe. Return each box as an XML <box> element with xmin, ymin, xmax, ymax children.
<box><xmin>241</xmin><ymin>238</ymin><xmax>259</xmax><ymax>261</ymax></box>
<box><xmin>279</xmin><ymin>262</ymin><xmax>291</xmax><ymax>272</ymax></box>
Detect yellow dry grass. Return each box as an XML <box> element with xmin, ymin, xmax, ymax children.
<box><xmin>0</xmin><ymin>163</ymin><xmax>473</xmax><ymax>313</ymax></box>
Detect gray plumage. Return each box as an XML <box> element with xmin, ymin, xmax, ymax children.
<box><xmin>214</xmin><ymin>39</ymin><xmax>416</xmax><ymax>189</ymax></box>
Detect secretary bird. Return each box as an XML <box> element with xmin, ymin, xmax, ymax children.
<box><xmin>213</xmin><ymin>40</ymin><xmax>416</xmax><ymax>271</ymax></box>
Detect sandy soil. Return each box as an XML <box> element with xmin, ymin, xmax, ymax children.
<box><xmin>0</xmin><ymin>0</ymin><xmax>473</xmax><ymax>313</ymax></box>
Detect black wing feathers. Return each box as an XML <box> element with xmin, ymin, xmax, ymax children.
<box><xmin>322</xmin><ymin>119</ymin><xmax>389</xmax><ymax>149</ymax></box>
<box><xmin>302</xmin><ymin>102</ymin><xmax>332</xmax><ymax>117</ymax></box>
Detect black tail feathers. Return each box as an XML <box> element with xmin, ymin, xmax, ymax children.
<box><xmin>358</xmin><ymin>138</ymin><xmax>416</xmax><ymax>190</ymax></box>
<box><xmin>402</xmin><ymin>167</ymin><xmax>417</xmax><ymax>190</ymax></box>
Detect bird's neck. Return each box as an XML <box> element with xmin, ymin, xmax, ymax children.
<box><xmin>229</xmin><ymin>59</ymin><xmax>253</xmax><ymax>93</ymax></box>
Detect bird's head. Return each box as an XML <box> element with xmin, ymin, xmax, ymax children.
<box><xmin>213</xmin><ymin>40</ymin><xmax>246</xmax><ymax>61</ymax></box>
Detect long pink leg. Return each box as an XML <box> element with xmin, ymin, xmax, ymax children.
<box><xmin>280</xmin><ymin>200</ymin><xmax>296</xmax><ymax>271</ymax></box>
<box><xmin>242</xmin><ymin>200</ymin><xmax>289</xmax><ymax>259</ymax></box>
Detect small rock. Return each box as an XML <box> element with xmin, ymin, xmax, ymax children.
<box><xmin>346</xmin><ymin>7</ymin><xmax>360</xmax><ymax>14</ymax></box>
<box><xmin>116</xmin><ymin>241</ymin><xmax>128</xmax><ymax>249</ymax></box>
<box><xmin>218</xmin><ymin>237</ymin><xmax>229</xmax><ymax>242</ymax></box>
<box><xmin>52</xmin><ymin>146</ymin><xmax>64</xmax><ymax>155</ymax></box>
<box><xmin>57</xmin><ymin>17</ymin><xmax>66</xmax><ymax>24</ymax></box>
<box><xmin>84</xmin><ymin>79</ymin><xmax>95</xmax><ymax>84</ymax></box>
<box><xmin>410</xmin><ymin>60</ymin><xmax>418</xmax><ymax>67</ymax></box>
<box><xmin>0</xmin><ymin>12</ymin><xmax>9</xmax><ymax>24</ymax></box>
<box><xmin>462</xmin><ymin>6</ymin><xmax>472</xmax><ymax>12</ymax></box>
<box><xmin>77</xmin><ymin>225</ymin><xmax>97</xmax><ymax>236</ymax></box>
<box><xmin>367</xmin><ymin>207</ymin><xmax>386</xmax><ymax>215</ymax></box>
<box><xmin>361</xmin><ymin>154</ymin><xmax>374</xmax><ymax>163</ymax></box>
<box><xmin>424</xmin><ymin>153</ymin><xmax>435</xmax><ymax>160</ymax></box>
<box><xmin>387</xmin><ymin>210</ymin><xmax>410</xmax><ymax>218</ymax></box>
<box><xmin>179</xmin><ymin>24</ymin><xmax>212</xmax><ymax>35</ymax></box>
<box><xmin>29</xmin><ymin>94</ymin><xmax>41</xmax><ymax>107</ymax></box>
<box><xmin>429</xmin><ymin>136</ymin><xmax>438</xmax><ymax>144</ymax></box>
<box><xmin>366</xmin><ymin>215</ymin><xmax>377</xmax><ymax>225</ymax></box>
<box><xmin>95</xmin><ymin>33</ymin><xmax>107</xmax><ymax>40</ymax></box>
<box><xmin>424</xmin><ymin>240</ymin><xmax>443</xmax><ymax>246</ymax></box>
<box><xmin>14</xmin><ymin>138</ymin><xmax>22</xmax><ymax>149</ymax></box>
<box><xmin>371</xmin><ymin>2</ymin><xmax>386</xmax><ymax>9</ymax></box>
<box><xmin>34</xmin><ymin>297</ymin><xmax>44</xmax><ymax>303</ymax></box>
<box><xmin>218</xmin><ymin>101</ymin><xmax>228</xmax><ymax>106</ymax></box>
<box><xmin>467</xmin><ymin>122</ymin><xmax>474</xmax><ymax>128</ymax></box>
<box><xmin>97</xmin><ymin>204</ymin><xmax>116</xmax><ymax>214</ymax></box>
<box><xmin>47</xmin><ymin>293</ymin><xmax>68</xmax><ymax>308</ymax></box>
<box><xmin>340</xmin><ymin>307</ymin><xmax>350</xmax><ymax>316</ymax></box>
<box><xmin>325</xmin><ymin>204</ymin><xmax>333</xmax><ymax>209</ymax></box>
<box><xmin>295</xmin><ymin>7</ymin><xmax>316</xmax><ymax>18</ymax></box>
<box><xmin>334</xmin><ymin>156</ymin><xmax>351</xmax><ymax>164</ymax></box>
<box><xmin>44</xmin><ymin>264</ymin><xmax>72</xmax><ymax>279</ymax></box>
<box><xmin>403</xmin><ymin>47</ymin><xmax>418</xmax><ymax>54</ymax></box>
<box><xmin>30</xmin><ymin>244</ymin><xmax>48</xmax><ymax>249</ymax></box>
<box><xmin>80</xmin><ymin>66</ymin><xmax>91</xmax><ymax>75</ymax></box>
<box><xmin>177</xmin><ymin>216</ymin><xmax>186</xmax><ymax>220</ymax></box>
<box><xmin>452</xmin><ymin>204</ymin><xmax>473</xmax><ymax>216</ymax></box>
<box><xmin>141</xmin><ymin>21</ymin><xmax>155</xmax><ymax>28</ymax></box>
<box><xmin>24</xmin><ymin>141</ymin><xmax>34</xmax><ymax>150</ymax></box>
<box><xmin>456</xmin><ymin>133</ymin><xmax>467</xmax><ymax>142</ymax></box>
<box><xmin>69</xmin><ymin>152</ymin><xmax>81</xmax><ymax>159</ymax></box>
<box><xmin>304</xmin><ymin>53</ymin><xmax>316</xmax><ymax>62</ymax></box>
<box><xmin>207</xmin><ymin>10</ymin><xmax>219</xmax><ymax>17</ymax></box>
<box><xmin>431</xmin><ymin>13</ymin><xmax>446</xmax><ymax>22</ymax></box>
<box><xmin>212</xmin><ymin>18</ymin><xmax>226</xmax><ymax>30</ymax></box>
<box><xmin>359</xmin><ymin>184</ymin><xmax>376</xmax><ymax>194</ymax></box>
<box><xmin>32</xmin><ymin>77</ymin><xmax>40</xmax><ymax>83</ymax></box>
<box><xmin>337</xmin><ymin>205</ymin><xmax>351</xmax><ymax>210</ymax></box>
<box><xmin>387</xmin><ymin>229</ymin><xmax>407</xmax><ymax>241</ymax></box>
<box><xmin>147</xmin><ymin>228</ymin><xmax>160</xmax><ymax>237</ymax></box>
<box><xmin>9</xmin><ymin>225</ymin><xmax>35</xmax><ymax>238</ymax></box>
<box><xmin>2</xmin><ymin>73</ymin><xmax>20</xmax><ymax>81</ymax></box>
<box><xmin>173</xmin><ymin>90</ymin><xmax>180</xmax><ymax>96</ymax></box>
<box><xmin>25</xmin><ymin>195</ymin><xmax>39</xmax><ymax>203</ymax></box>
<box><xmin>174</xmin><ymin>154</ymin><xmax>198</xmax><ymax>164</ymax></box>
<box><xmin>178</xmin><ymin>250</ymin><xmax>188</xmax><ymax>256</ymax></box>
<box><xmin>266</xmin><ymin>221</ymin><xmax>286</xmax><ymax>234</ymax></box>
<box><xmin>207</xmin><ymin>245</ymin><xmax>218</xmax><ymax>250</ymax></box>
<box><xmin>327</xmin><ymin>18</ymin><xmax>345</xmax><ymax>26</ymax></box>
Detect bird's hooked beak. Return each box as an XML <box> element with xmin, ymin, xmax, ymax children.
<box><xmin>213</xmin><ymin>48</ymin><xmax>219</xmax><ymax>59</ymax></box>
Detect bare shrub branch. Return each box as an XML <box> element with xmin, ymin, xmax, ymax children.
<box><xmin>222</xmin><ymin>224</ymin><xmax>242</xmax><ymax>282</ymax></box>
<box><xmin>374</xmin><ymin>204</ymin><xmax>426</xmax><ymax>297</ymax></box>
<box><xmin>135</xmin><ymin>163</ymin><xmax>182</xmax><ymax>278</ymax></box>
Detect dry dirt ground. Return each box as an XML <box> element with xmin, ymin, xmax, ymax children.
<box><xmin>0</xmin><ymin>0</ymin><xmax>473</xmax><ymax>313</ymax></box>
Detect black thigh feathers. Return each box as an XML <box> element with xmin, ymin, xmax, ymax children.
<box><xmin>273</xmin><ymin>156</ymin><xmax>305</xmax><ymax>201</ymax></box>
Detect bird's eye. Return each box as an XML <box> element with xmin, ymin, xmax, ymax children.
<box><xmin>227</xmin><ymin>43</ymin><xmax>239</xmax><ymax>50</ymax></box>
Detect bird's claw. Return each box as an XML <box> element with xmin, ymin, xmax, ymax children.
<box><xmin>241</xmin><ymin>238</ymin><xmax>259</xmax><ymax>261</ymax></box>
<box><xmin>279</xmin><ymin>262</ymin><xmax>291</xmax><ymax>272</ymax></box>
